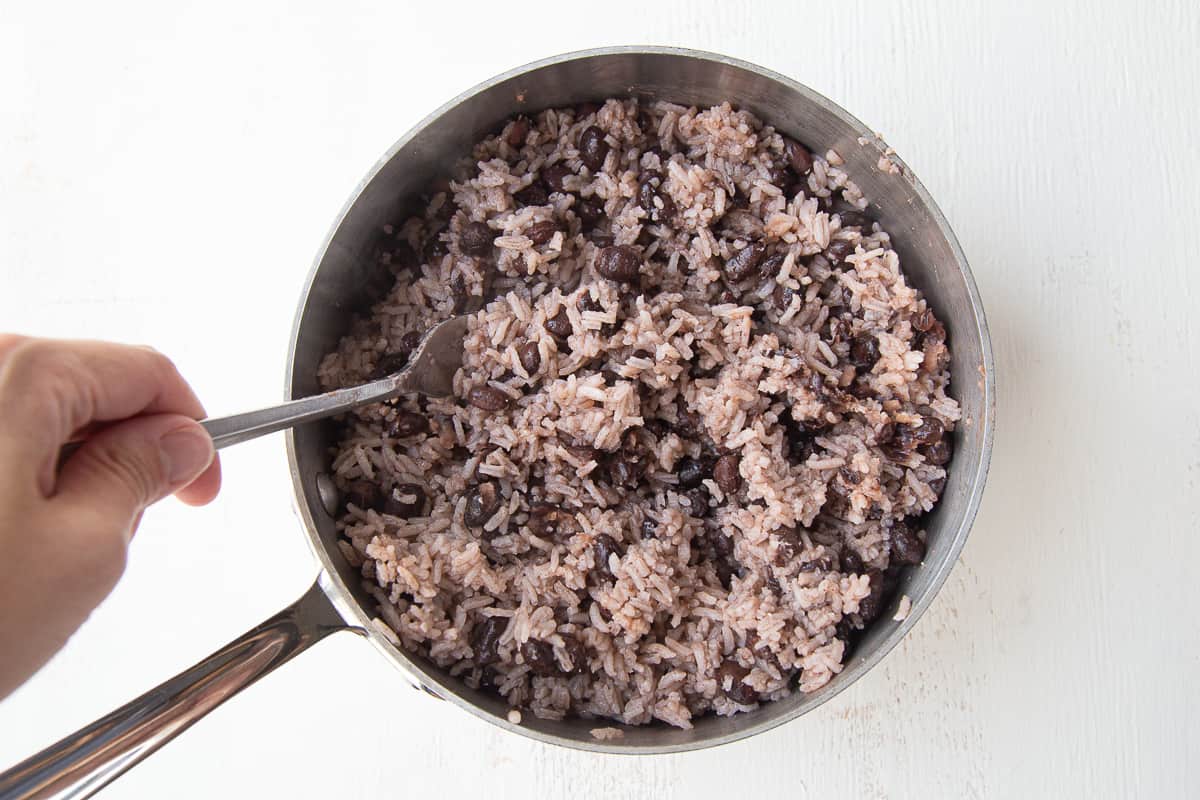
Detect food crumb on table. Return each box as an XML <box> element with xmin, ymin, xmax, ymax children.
<box><xmin>590</xmin><ymin>727</ymin><xmax>625</xmax><ymax>741</ymax></box>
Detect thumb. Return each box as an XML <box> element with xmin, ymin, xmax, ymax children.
<box><xmin>55</xmin><ymin>414</ymin><xmax>215</xmax><ymax>537</ymax></box>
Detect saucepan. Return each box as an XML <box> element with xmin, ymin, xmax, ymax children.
<box><xmin>0</xmin><ymin>46</ymin><xmax>995</xmax><ymax>799</ymax></box>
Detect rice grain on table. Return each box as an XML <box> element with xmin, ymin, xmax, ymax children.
<box><xmin>318</xmin><ymin>99</ymin><xmax>957</xmax><ymax>729</ymax></box>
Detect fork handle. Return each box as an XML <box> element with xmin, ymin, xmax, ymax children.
<box><xmin>200</xmin><ymin>376</ymin><xmax>400</xmax><ymax>448</ymax></box>
<box><xmin>55</xmin><ymin>375</ymin><xmax>400</xmax><ymax>468</ymax></box>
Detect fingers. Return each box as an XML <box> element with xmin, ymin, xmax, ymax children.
<box><xmin>0</xmin><ymin>339</ymin><xmax>209</xmax><ymax>497</ymax></box>
<box><xmin>175</xmin><ymin>456</ymin><xmax>222</xmax><ymax>507</ymax></box>
<box><xmin>54</xmin><ymin>414</ymin><xmax>216</xmax><ymax>542</ymax></box>
<box><xmin>0</xmin><ymin>338</ymin><xmax>223</xmax><ymax>699</ymax></box>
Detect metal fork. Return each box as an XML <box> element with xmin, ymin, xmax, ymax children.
<box><xmin>202</xmin><ymin>315</ymin><xmax>468</xmax><ymax>448</ymax></box>
<box><xmin>57</xmin><ymin>316</ymin><xmax>468</xmax><ymax>465</ymax></box>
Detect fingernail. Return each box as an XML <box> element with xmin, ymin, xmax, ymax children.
<box><xmin>160</xmin><ymin>428</ymin><xmax>214</xmax><ymax>483</ymax></box>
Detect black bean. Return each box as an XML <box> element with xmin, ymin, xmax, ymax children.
<box><xmin>399</xmin><ymin>330</ymin><xmax>422</xmax><ymax>353</ymax></box>
<box><xmin>889</xmin><ymin>520</ymin><xmax>925</xmax><ymax>566</ymax></box>
<box><xmin>544</xmin><ymin>307</ymin><xmax>572</xmax><ymax>340</ymax></box>
<box><xmin>521</xmin><ymin>639</ymin><xmax>559</xmax><ymax>677</ymax></box>
<box><xmin>592</xmin><ymin>534</ymin><xmax>620</xmax><ymax>580</ymax></box>
<box><xmin>784</xmin><ymin>138</ymin><xmax>813</xmax><ymax>175</ymax></box>
<box><xmin>383</xmin><ymin>483</ymin><xmax>427</xmax><ymax>517</ymax></box>
<box><xmin>881</xmin><ymin>443</ymin><xmax>915</xmax><ymax>464</ymax></box>
<box><xmin>716</xmin><ymin>660</ymin><xmax>759</xmax><ymax>705</ymax></box>
<box><xmin>765</xmin><ymin>159</ymin><xmax>790</xmax><ymax>188</ymax></box>
<box><xmin>837</xmin><ymin>208</ymin><xmax>873</xmax><ymax>231</ymax></box>
<box><xmin>656</xmin><ymin>189</ymin><xmax>676</xmax><ymax>223</ymax></box>
<box><xmin>928</xmin><ymin>475</ymin><xmax>947</xmax><ymax>495</ymax></box>
<box><xmin>370</xmin><ymin>352</ymin><xmax>409</xmax><ymax>380</ymax></box>
<box><xmin>459</xmin><ymin>221</ymin><xmax>495</xmax><ymax>256</ymax></box>
<box><xmin>637</xmin><ymin>171</ymin><xmax>676</xmax><ymax>224</ymax></box>
<box><xmin>641</xmin><ymin>518</ymin><xmax>658</xmax><ymax>539</ymax></box>
<box><xmin>914</xmin><ymin>416</ymin><xmax>945</xmax><ymax>446</ymax></box>
<box><xmin>514</xmin><ymin>183</ymin><xmax>549</xmax><ymax>207</ymax></box>
<box><xmin>681</xmin><ymin>486</ymin><xmax>710</xmax><ymax>518</ymax></box>
<box><xmin>841</xmin><ymin>547</ymin><xmax>865</xmax><ymax>574</ymax></box>
<box><xmin>464</xmin><ymin>482</ymin><xmax>501</xmax><ymax>528</ymax></box>
<box><xmin>723</xmin><ymin>242</ymin><xmax>767</xmax><ymax>282</ymax></box>
<box><xmin>518</xmin><ymin>341</ymin><xmax>541</xmax><ymax>374</ymax></box>
<box><xmin>781</xmin><ymin>417</ymin><xmax>817</xmax><ymax>464</ymax></box>
<box><xmin>873</xmin><ymin>422</ymin><xmax>895</xmax><ymax>448</ymax></box>
<box><xmin>677</xmin><ymin>457</ymin><xmax>708</xmax><ymax>489</ymax></box>
<box><xmin>711</xmin><ymin>531</ymin><xmax>734</xmax><ymax>560</ymax></box>
<box><xmin>607</xmin><ymin>454</ymin><xmax>642</xmax><ymax>489</ymax></box>
<box><xmin>343</xmin><ymin>480</ymin><xmax>380</xmax><ymax>511</ymax></box>
<box><xmin>528</xmin><ymin>502</ymin><xmax>578</xmax><ymax>541</ymax></box>
<box><xmin>773</xmin><ymin>528</ymin><xmax>802</xmax><ymax>566</ymax></box>
<box><xmin>448</xmin><ymin>273</ymin><xmax>468</xmax><ymax>314</ymax></box>
<box><xmin>924</xmin><ymin>435</ymin><xmax>953</xmax><ymax>466</ymax></box>
<box><xmin>467</xmin><ymin>385</ymin><xmax>512</xmax><ymax>411</ymax></box>
<box><xmin>714</xmin><ymin>557</ymin><xmax>736</xmax><ymax>590</ymax></box>
<box><xmin>573</xmin><ymin>295</ymin><xmax>599</xmax><ymax>320</ymax></box>
<box><xmin>849</xmin><ymin>333</ymin><xmax>880</xmax><ymax>372</ymax></box>
<box><xmin>560</xmin><ymin>633</ymin><xmax>588</xmax><ymax>676</ymax></box>
<box><xmin>896</xmin><ymin>415</ymin><xmax>945</xmax><ymax>450</ymax></box>
<box><xmin>645</xmin><ymin>417</ymin><xmax>668</xmax><ymax>438</ymax></box>
<box><xmin>835</xmin><ymin>618</ymin><xmax>856</xmax><ymax>647</ymax></box>
<box><xmin>675</xmin><ymin>404</ymin><xmax>704</xmax><ymax>440</ymax></box>
<box><xmin>713</xmin><ymin>454</ymin><xmax>741</xmax><ymax>495</ymax></box>
<box><xmin>576</xmin><ymin>101</ymin><xmax>601</xmax><ymax>118</ymax></box>
<box><xmin>912</xmin><ymin>309</ymin><xmax>937</xmax><ymax>333</ymax></box>
<box><xmin>595</xmin><ymin>244</ymin><xmax>642</xmax><ymax>282</ymax></box>
<box><xmin>542</xmin><ymin>163</ymin><xmax>573</xmax><ymax>193</ymax></box>
<box><xmin>800</xmin><ymin>554</ymin><xmax>835</xmax><ymax>572</ymax></box>
<box><xmin>718</xmin><ymin>208</ymin><xmax>765</xmax><ymax>242</ymax></box>
<box><xmin>825</xmin><ymin>239</ymin><xmax>854</xmax><ymax>265</ymax></box>
<box><xmin>579</xmin><ymin>126</ymin><xmax>610</xmax><ymax>171</ymax></box>
<box><xmin>471</xmin><ymin>616</ymin><xmax>506</xmax><ymax>665</ymax></box>
<box><xmin>759</xmin><ymin>253</ymin><xmax>785</xmax><ymax>279</ymax></box>
<box><xmin>773</xmin><ymin>284</ymin><xmax>797</xmax><ymax>312</ymax></box>
<box><xmin>526</xmin><ymin>219</ymin><xmax>560</xmax><ymax>245</ymax></box>
<box><xmin>840</xmin><ymin>466</ymin><xmax>862</xmax><ymax>487</ymax></box>
<box><xmin>855</xmin><ymin>571</ymin><xmax>887</xmax><ymax>624</ymax></box>
<box><xmin>557</xmin><ymin>432</ymin><xmax>598</xmax><ymax>461</ymax></box>
<box><xmin>386</xmin><ymin>410</ymin><xmax>429</xmax><ymax>438</ymax></box>
<box><xmin>588</xmin><ymin>229</ymin><xmax>615</xmax><ymax>248</ymax></box>
<box><xmin>918</xmin><ymin>317</ymin><xmax>949</xmax><ymax>357</ymax></box>
<box><xmin>576</xmin><ymin>196</ymin><xmax>605</xmax><ymax>228</ymax></box>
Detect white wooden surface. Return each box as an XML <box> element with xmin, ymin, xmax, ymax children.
<box><xmin>2</xmin><ymin>1</ymin><xmax>1198</xmax><ymax>797</ymax></box>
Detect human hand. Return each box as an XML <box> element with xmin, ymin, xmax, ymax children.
<box><xmin>0</xmin><ymin>336</ymin><xmax>221</xmax><ymax>699</ymax></box>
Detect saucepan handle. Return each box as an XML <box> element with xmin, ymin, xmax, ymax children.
<box><xmin>0</xmin><ymin>578</ymin><xmax>356</xmax><ymax>800</ymax></box>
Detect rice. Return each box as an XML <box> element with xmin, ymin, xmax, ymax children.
<box><xmin>318</xmin><ymin>99</ymin><xmax>957</xmax><ymax>729</ymax></box>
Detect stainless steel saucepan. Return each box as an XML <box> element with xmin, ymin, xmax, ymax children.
<box><xmin>0</xmin><ymin>46</ymin><xmax>995</xmax><ymax>799</ymax></box>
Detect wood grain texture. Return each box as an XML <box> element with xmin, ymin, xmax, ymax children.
<box><xmin>1</xmin><ymin>1</ymin><xmax>1197</xmax><ymax>797</ymax></box>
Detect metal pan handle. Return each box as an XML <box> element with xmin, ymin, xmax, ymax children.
<box><xmin>0</xmin><ymin>578</ymin><xmax>356</xmax><ymax>800</ymax></box>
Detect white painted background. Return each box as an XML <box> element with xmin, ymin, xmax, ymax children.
<box><xmin>2</xmin><ymin>1</ymin><xmax>1197</xmax><ymax>797</ymax></box>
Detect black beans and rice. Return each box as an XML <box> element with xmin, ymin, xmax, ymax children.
<box><xmin>318</xmin><ymin>100</ymin><xmax>957</xmax><ymax>729</ymax></box>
